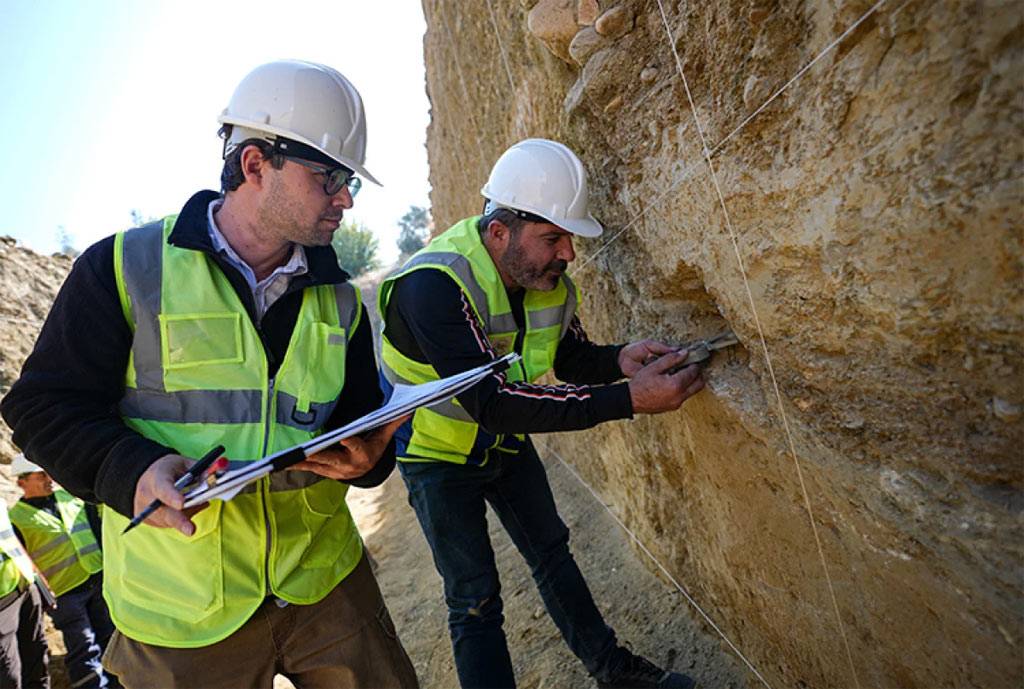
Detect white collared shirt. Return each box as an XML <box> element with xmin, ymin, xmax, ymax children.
<box><xmin>206</xmin><ymin>200</ymin><xmax>309</xmax><ymax>322</ymax></box>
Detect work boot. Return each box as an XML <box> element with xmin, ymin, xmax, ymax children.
<box><xmin>597</xmin><ymin>648</ymin><xmax>697</xmax><ymax>689</ymax></box>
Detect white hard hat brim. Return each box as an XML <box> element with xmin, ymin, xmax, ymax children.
<box><xmin>10</xmin><ymin>453</ymin><xmax>43</xmax><ymax>476</ymax></box>
<box><xmin>556</xmin><ymin>214</ymin><xmax>604</xmax><ymax>238</ymax></box>
<box><xmin>220</xmin><ymin>118</ymin><xmax>382</xmax><ymax>187</ymax></box>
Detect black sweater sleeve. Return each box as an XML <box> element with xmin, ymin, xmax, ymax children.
<box><xmin>553</xmin><ymin>315</ymin><xmax>625</xmax><ymax>385</ymax></box>
<box><xmin>384</xmin><ymin>270</ymin><xmax>633</xmax><ymax>435</ymax></box>
<box><xmin>1</xmin><ymin>238</ymin><xmax>174</xmax><ymax>518</ymax></box>
<box><xmin>322</xmin><ymin>303</ymin><xmax>396</xmax><ymax>489</ymax></box>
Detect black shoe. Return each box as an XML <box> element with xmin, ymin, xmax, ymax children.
<box><xmin>597</xmin><ymin>649</ymin><xmax>696</xmax><ymax>689</ymax></box>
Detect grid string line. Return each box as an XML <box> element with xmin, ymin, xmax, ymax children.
<box><xmin>571</xmin><ymin>0</ymin><xmax>891</xmax><ymax>281</ymax></box>
<box><xmin>539</xmin><ymin>441</ymin><xmax>775</xmax><ymax>689</ymax></box>
<box><xmin>652</xmin><ymin>1</ymin><xmax>894</xmax><ymax>687</ymax></box>
<box><xmin>459</xmin><ymin>3</ymin><xmax>841</xmax><ymax>685</ymax></box>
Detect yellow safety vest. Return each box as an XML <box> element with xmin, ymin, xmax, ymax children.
<box><xmin>378</xmin><ymin>216</ymin><xmax>579</xmax><ymax>464</ymax></box>
<box><xmin>8</xmin><ymin>490</ymin><xmax>102</xmax><ymax>597</ymax></box>
<box><xmin>103</xmin><ymin>217</ymin><xmax>364</xmax><ymax>647</ymax></box>
<box><xmin>0</xmin><ymin>502</ymin><xmax>36</xmax><ymax>597</ymax></box>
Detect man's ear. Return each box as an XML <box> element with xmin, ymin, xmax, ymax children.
<box><xmin>486</xmin><ymin>220</ymin><xmax>510</xmax><ymax>248</ymax></box>
<box><xmin>240</xmin><ymin>145</ymin><xmax>267</xmax><ymax>188</ymax></box>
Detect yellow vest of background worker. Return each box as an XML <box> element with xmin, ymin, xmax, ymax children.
<box><xmin>0</xmin><ymin>502</ymin><xmax>38</xmax><ymax>598</ymax></box>
<box><xmin>102</xmin><ymin>218</ymin><xmax>363</xmax><ymax>648</ymax></box>
<box><xmin>378</xmin><ymin>216</ymin><xmax>579</xmax><ymax>464</ymax></box>
<box><xmin>9</xmin><ymin>489</ymin><xmax>102</xmax><ymax>597</ymax></box>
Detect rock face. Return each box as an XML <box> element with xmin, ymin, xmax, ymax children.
<box><xmin>421</xmin><ymin>1</ymin><xmax>1023</xmax><ymax>687</ymax></box>
<box><xmin>0</xmin><ymin>237</ymin><xmax>72</xmax><ymax>466</ymax></box>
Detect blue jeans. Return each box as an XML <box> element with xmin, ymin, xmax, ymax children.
<box><xmin>399</xmin><ymin>441</ymin><xmax>618</xmax><ymax>689</ymax></box>
<box><xmin>50</xmin><ymin>574</ymin><xmax>117</xmax><ymax>689</ymax></box>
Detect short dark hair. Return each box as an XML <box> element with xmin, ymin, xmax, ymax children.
<box><xmin>477</xmin><ymin>208</ymin><xmax>528</xmax><ymax>235</ymax></box>
<box><xmin>219</xmin><ymin>133</ymin><xmax>286</xmax><ymax>193</ymax></box>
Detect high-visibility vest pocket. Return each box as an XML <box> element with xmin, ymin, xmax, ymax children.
<box><xmin>118</xmin><ymin>501</ymin><xmax>224</xmax><ymax>623</ymax></box>
<box><xmin>160</xmin><ymin>313</ymin><xmax>243</xmax><ymax>371</ymax></box>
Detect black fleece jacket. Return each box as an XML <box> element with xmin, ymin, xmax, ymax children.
<box><xmin>1</xmin><ymin>190</ymin><xmax>394</xmax><ymax>519</ymax></box>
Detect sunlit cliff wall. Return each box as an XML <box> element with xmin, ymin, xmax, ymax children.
<box><xmin>420</xmin><ymin>1</ymin><xmax>1023</xmax><ymax>687</ymax></box>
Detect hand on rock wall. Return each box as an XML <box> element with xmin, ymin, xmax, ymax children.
<box><xmin>627</xmin><ymin>351</ymin><xmax>704</xmax><ymax>414</ymax></box>
<box><xmin>617</xmin><ymin>339</ymin><xmax>676</xmax><ymax>377</ymax></box>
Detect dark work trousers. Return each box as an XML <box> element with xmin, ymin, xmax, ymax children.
<box><xmin>0</xmin><ymin>585</ymin><xmax>50</xmax><ymax>689</ymax></box>
<box><xmin>398</xmin><ymin>440</ymin><xmax>619</xmax><ymax>689</ymax></box>
<box><xmin>49</xmin><ymin>574</ymin><xmax>117</xmax><ymax>689</ymax></box>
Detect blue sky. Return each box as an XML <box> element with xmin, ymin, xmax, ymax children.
<box><xmin>0</xmin><ymin>1</ymin><xmax>431</xmax><ymax>262</ymax></box>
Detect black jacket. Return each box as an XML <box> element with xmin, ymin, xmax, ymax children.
<box><xmin>1</xmin><ymin>190</ymin><xmax>394</xmax><ymax>518</ymax></box>
<box><xmin>383</xmin><ymin>265</ymin><xmax>633</xmax><ymax>464</ymax></box>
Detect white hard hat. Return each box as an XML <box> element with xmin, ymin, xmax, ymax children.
<box><xmin>218</xmin><ymin>59</ymin><xmax>380</xmax><ymax>185</ymax></box>
<box><xmin>480</xmin><ymin>138</ymin><xmax>603</xmax><ymax>238</ymax></box>
<box><xmin>10</xmin><ymin>453</ymin><xmax>42</xmax><ymax>476</ymax></box>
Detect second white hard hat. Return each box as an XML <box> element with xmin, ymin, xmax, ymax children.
<box><xmin>218</xmin><ymin>59</ymin><xmax>380</xmax><ymax>185</ymax></box>
<box><xmin>480</xmin><ymin>138</ymin><xmax>603</xmax><ymax>238</ymax></box>
<box><xmin>10</xmin><ymin>453</ymin><xmax>42</xmax><ymax>476</ymax></box>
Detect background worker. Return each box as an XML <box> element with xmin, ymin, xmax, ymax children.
<box><xmin>0</xmin><ymin>495</ymin><xmax>50</xmax><ymax>689</ymax></box>
<box><xmin>1</xmin><ymin>60</ymin><xmax>417</xmax><ymax>688</ymax></box>
<box><xmin>378</xmin><ymin>138</ymin><xmax>703</xmax><ymax>689</ymax></box>
<box><xmin>8</xmin><ymin>454</ymin><xmax>114</xmax><ymax>689</ymax></box>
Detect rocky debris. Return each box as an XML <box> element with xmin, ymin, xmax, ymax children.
<box><xmin>594</xmin><ymin>5</ymin><xmax>634</xmax><ymax>39</ymax></box>
<box><xmin>0</xmin><ymin>237</ymin><xmax>72</xmax><ymax>465</ymax></box>
<box><xmin>527</xmin><ymin>0</ymin><xmax>578</xmax><ymax>63</ymax></box>
<box><xmin>568</xmin><ymin>26</ymin><xmax>607</xmax><ymax>66</ymax></box>
<box><xmin>577</xmin><ymin>0</ymin><xmax>600</xmax><ymax>26</ymax></box>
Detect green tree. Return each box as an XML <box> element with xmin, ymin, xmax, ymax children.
<box><xmin>396</xmin><ymin>205</ymin><xmax>432</xmax><ymax>256</ymax></box>
<box><xmin>332</xmin><ymin>220</ymin><xmax>380</xmax><ymax>277</ymax></box>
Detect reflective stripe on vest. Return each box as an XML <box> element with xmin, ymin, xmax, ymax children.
<box><xmin>8</xmin><ymin>490</ymin><xmax>102</xmax><ymax>596</ymax></box>
<box><xmin>104</xmin><ymin>217</ymin><xmax>364</xmax><ymax>648</ymax></box>
<box><xmin>378</xmin><ymin>216</ymin><xmax>580</xmax><ymax>464</ymax></box>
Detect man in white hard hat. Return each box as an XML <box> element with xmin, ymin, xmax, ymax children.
<box><xmin>1</xmin><ymin>60</ymin><xmax>416</xmax><ymax>688</ymax></box>
<box><xmin>378</xmin><ymin>138</ymin><xmax>702</xmax><ymax>688</ymax></box>
<box><xmin>8</xmin><ymin>454</ymin><xmax>114</xmax><ymax>689</ymax></box>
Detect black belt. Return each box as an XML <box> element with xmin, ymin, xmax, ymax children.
<box><xmin>0</xmin><ymin>586</ymin><xmax>24</xmax><ymax>612</ymax></box>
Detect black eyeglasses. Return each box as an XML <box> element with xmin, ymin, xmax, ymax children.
<box><xmin>283</xmin><ymin>156</ymin><xmax>361</xmax><ymax>198</ymax></box>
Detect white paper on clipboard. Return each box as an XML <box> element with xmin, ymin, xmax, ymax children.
<box><xmin>182</xmin><ymin>353</ymin><xmax>519</xmax><ymax>508</ymax></box>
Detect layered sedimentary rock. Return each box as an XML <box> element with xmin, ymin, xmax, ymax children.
<box><xmin>421</xmin><ymin>1</ymin><xmax>1023</xmax><ymax>687</ymax></box>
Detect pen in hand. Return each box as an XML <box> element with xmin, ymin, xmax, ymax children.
<box><xmin>123</xmin><ymin>445</ymin><xmax>226</xmax><ymax>535</ymax></box>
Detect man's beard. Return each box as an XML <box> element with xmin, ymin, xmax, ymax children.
<box><xmin>500</xmin><ymin>239</ymin><xmax>568</xmax><ymax>291</ymax></box>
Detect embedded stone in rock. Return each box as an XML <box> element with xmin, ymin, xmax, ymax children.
<box><xmin>569</xmin><ymin>26</ymin><xmax>607</xmax><ymax>66</ymax></box>
<box><xmin>742</xmin><ymin>74</ymin><xmax>772</xmax><ymax>109</ymax></box>
<box><xmin>594</xmin><ymin>5</ymin><xmax>634</xmax><ymax>39</ymax></box>
<box><xmin>640</xmin><ymin>66</ymin><xmax>659</xmax><ymax>83</ymax></box>
<box><xmin>749</xmin><ymin>7</ymin><xmax>771</xmax><ymax>24</ymax></box>
<box><xmin>603</xmin><ymin>94</ymin><xmax>624</xmax><ymax>113</ymax></box>
<box><xmin>563</xmin><ymin>46</ymin><xmax>618</xmax><ymax>115</ymax></box>
<box><xmin>992</xmin><ymin>398</ymin><xmax>1022</xmax><ymax>423</ymax></box>
<box><xmin>528</xmin><ymin>0</ymin><xmax>578</xmax><ymax>64</ymax></box>
<box><xmin>577</xmin><ymin>0</ymin><xmax>600</xmax><ymax>25</ymax></box>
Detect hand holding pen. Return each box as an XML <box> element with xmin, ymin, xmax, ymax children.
<box><xmin>124</xmin><ymin>445</ymin><xmax>226</xmax><ymax>536</ymax></box>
